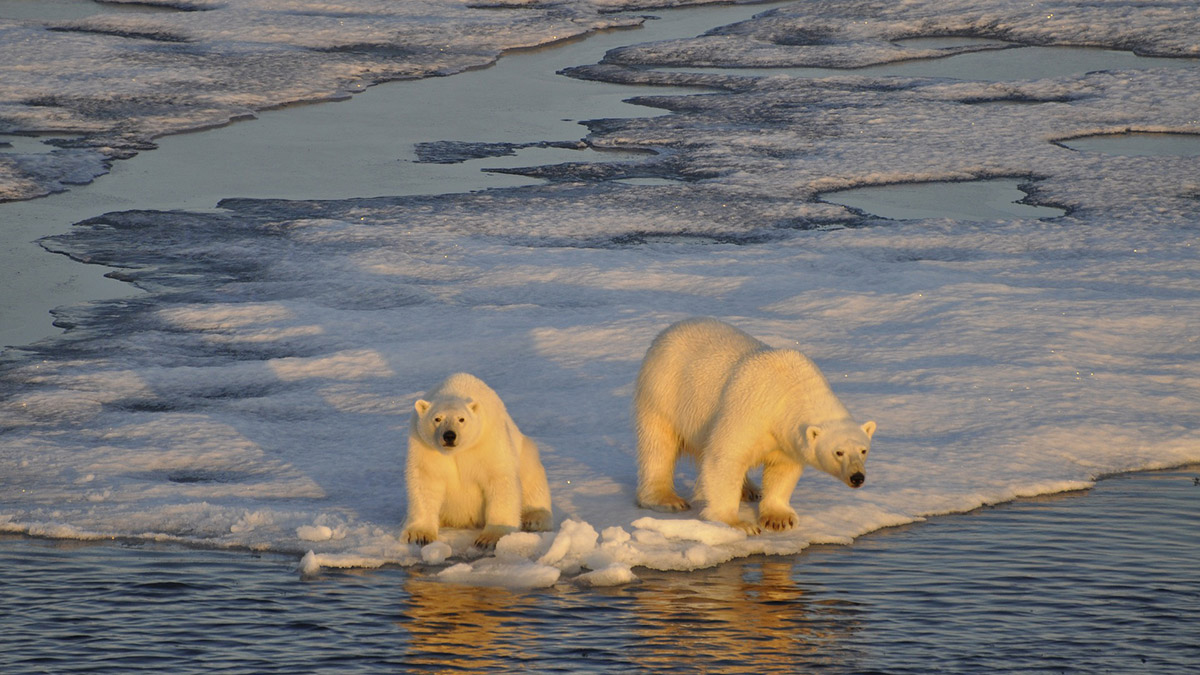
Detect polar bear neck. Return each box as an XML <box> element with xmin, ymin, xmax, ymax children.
<box><xmin>752</xmin><ymin>349</ymin><xmax>853</xmax><ymax>426</ymax></box>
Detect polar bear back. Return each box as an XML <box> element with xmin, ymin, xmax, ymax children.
<box><xmin>633</xmin><ymin>318</ymin><xmax>764</xmax><ymax>447</ymax></box>
<box><xmin>633</xmin><ymin>318</ymin><xmax>848</xmax><ymax>450</ymax></box>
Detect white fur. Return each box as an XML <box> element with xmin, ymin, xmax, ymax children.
<box><xmin>402</xmin><ymin>373</ymin><xmax>553</xmax><ymax>549</ymax></box>
<box><xmin>632</xmin><ymin>318</ymin><xmax>876</xmax><ymax>535</ymax></box>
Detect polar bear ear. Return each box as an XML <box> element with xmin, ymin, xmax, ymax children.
<box><xmin>414</xmin><ymin>399</ymin><xmax>431</xmax><ymax>416</ymax></box>
<box><xmin>806</xmin><ymin>425</ymin><xmax>822</xmax><ymax>446</ymax></box>
<box><xmin>467</xmin><ymin>399</ymin><xmax>481</xmax><ymax>414</ymax></box>
<box><xmin>861</xmin><ymin>420</ymin><xmax>876</xmax><ymax>439</ymax></box>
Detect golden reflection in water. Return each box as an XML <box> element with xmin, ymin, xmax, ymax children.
<box><xmin>398</xmin><ymin>559</ymin><xmax>861</xmax><ymax>672</ymax></box>
<box><xmin>625</xmin><ymin>560</ymin><xmax>861</xmax><ymax>672</ymax></box>
<box><xmin>401</xmin><ymin>569</ymin><xmax>549</xmax><ymax>672</ymax></box>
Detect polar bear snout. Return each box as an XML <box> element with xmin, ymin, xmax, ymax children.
<box><xmin>441</xmin><ymin>429</ymin><xmax>457</xmax><ymax>447</ymax></box>
<box><xmin>849</xmin><ymin>471</ymin><xmax>865</xmax><ymax>488</ymax></box>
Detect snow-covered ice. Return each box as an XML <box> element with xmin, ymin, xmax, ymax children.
<box><xmin>2</xmin><ymin>0</ymin><xmax>1199</xmax><ymax>587</ymax></box>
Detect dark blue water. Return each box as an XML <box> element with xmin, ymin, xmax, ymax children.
<box><xmin>3</xmin><ymin>466</ymin><xmax>1198</xmax><ymax>674</ymax></box>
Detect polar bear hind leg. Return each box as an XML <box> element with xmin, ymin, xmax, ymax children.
<box><xmin>741</xmin><ymin>476</ymin><xmax>762</xmax><ymax>503</ymax></box>
<box><xmin>518</xmin><ymin>435</ymin><xmax>553</xmax><ymax>532</ymax></box>
<box><xmin>634</xmin><ymin>409</ymin><xmax>691</xmax><ymax>512</ymax></box>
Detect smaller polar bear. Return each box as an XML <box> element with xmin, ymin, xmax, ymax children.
<box><xmin>401</xmin><ymin>373</ymin><xmax>553</xmax><ymax>549</ymax></box>
<box><xmin>632</xmin><ymin>318</ymin><xmax>876</xmax><ymax>535</ymax></box>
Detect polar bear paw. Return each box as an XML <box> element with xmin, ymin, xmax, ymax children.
<box><xmin>759</xmin><ymin>508</ymin><xmax>799</xmax><ymax>532</ymax></box>
<box><xmin>730</xmin><ymin>519</ymin><xmax>762</xmax><ymax>536</ymax></box>
<box><xmin>637</xmin><ymin>490</ymin><xmax>691</xmax><ymax>513</ymax></box>
<box><xmin>474</xmin><ymin>525</ymin><xmax>518</xmax><ymax>550</ymax></box>
<box><xmin>402</xmin><ymin>526</ymin><xmax>438</xmax><ymax>546</ymax></box>
<box><xmin>741</xmin><ymin>480</ymin><xmax>763</xmax><ymax>503</ymax></box>
<box><xmin>521</xmin><ymin>508</ymin><xmax>553</xmax><ymax>532</ymax></box>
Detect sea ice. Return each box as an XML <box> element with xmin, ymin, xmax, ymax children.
<box><xmin>1</xmin><ymin>0</ymin><xmax>1198</xmax><ymax>588</ymax></box>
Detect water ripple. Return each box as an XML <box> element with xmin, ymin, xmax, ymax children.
<box><xmin>2</xmin><ymin>467</ymin><xmax>1197</xmax><ymax>674</ymax></box>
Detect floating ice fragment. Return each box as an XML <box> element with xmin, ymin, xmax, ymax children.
<box><xmin>296</xmin><ymin>525</ymin><xmax>333</xmax><ymax>542</ymax></box>
<box><xmin>576</xmin><ymin>562</ymin><xmax>638</xmax><ymax>587</ymax></box>
<box><xmin>298</xmin><ymin>550</ymin><xmax>320</xmax><ymax>577</ymax></box>
<box><xmin>421</xmin><ymin>541</ymin><xmax>452</xmax><ymax>564</ymax></box>
<box><xmin>537</xmin><ymin>519</ymin><xmax>599</xmax><ymax>566</ymax></box>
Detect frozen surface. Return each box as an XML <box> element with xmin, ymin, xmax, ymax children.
<box><xmin>2</xmin><ymin>0</ymin><xmax>1200</xmax><ymax>587</ymax></box>
<box><xmin>0</xmin><ymin>0</ymin><xmax>657</xmax><ymax>201</ymax></box>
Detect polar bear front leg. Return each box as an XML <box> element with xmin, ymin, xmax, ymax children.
<box><xmin>401</xmin><ymin>472</ymin><xmax>445</xmax><ymax>545</ymax></box>
<box><xmin>476</xmin><ymin>474</ymin><xmax>522</xmax><ymax>550</ymax></box>
<box><xmin>698</xmin><ymin>452</ymin><xmax>761</xmax><ymax>535</ymax></box>
<box><xmin>758</xmin><ymin>460</ymin><xmax>802</xmax><ymax>532</ymax></box>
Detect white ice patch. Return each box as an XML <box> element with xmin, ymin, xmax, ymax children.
<box><xmin>631</xmin><ymin>517</ymin><xmax>748</xmax><ymax>546</ymax></box>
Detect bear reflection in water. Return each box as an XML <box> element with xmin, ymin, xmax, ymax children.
<box><xmin>400</xmin><ymin>558</ymin><xmax>857</xmax><ymax>672</ymax></box>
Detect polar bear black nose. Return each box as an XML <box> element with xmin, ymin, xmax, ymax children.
<box><xmin>849</xmin><ymin>472</ymin><xmax>865</xmax><ymax>488</ymax></box>
<box><xmin>442</xmin><ymin>430</ymin><xmax>457</xmax><ymax>446</ymax></box>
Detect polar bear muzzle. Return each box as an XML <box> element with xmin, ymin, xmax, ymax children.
<box><xmin>849</xmin><ymin>471</ymin><xmax>865</xmax><ymax>488</ymax></box>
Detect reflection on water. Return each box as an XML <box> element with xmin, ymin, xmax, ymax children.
<box><xmin>3</xmin><ymin>467</ymin><xmax>1196</xmax><ymax>673</ymax></box>
<box><xmin>1059</xmin><ymin>131</ymin><xmax>1200</xmax><ymax>156</ymax></box>
<box><xmin>401</xmin><ymin>556</ymin><xmax>860</xmax><ymax>673</ymax></box>
<box><xmin>0</xmin><ymin>0</ymin><xmax>180</xmax><ymax>22</ymax></box>
<box><xmin>620</xmin><ymin>561</ymin><xmax>860</xmax><ymax>672</ymax></box>
<box><xmin>819</xmin><ymin>178</ymin><xmax>1067</xmax><ymax>222</ymax></box>
<box><xmin>402</xmin><ymin>574</ymin><xmax>560</xmax><ymax>672</ymax></box>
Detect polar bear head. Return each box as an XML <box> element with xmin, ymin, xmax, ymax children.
<box><xmin>413</xmin><ymin>396</ymin><xmax>482</xmax><ymax>452</ymax></box>
<box><xmin>806</xmin><ymin>420</ymin><xmax>876</xmax><ymax>489</ymax></box>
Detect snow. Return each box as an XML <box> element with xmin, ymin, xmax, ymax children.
<box><xmin>2</xmin><ymin>0</ymin><xmax>1200</xmax><ymax>588</ymax></box>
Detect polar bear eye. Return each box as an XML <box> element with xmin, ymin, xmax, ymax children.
<box><xmin>457</xmin><ymin>417</ymin><xmax>466</xmax><ymax>423</ymax></box>
<box><xmin>433</xmin><ymin>416</ymin><xmax>443</xmax><ymax>424</ymax></box>
<box><xmin>835</xmin><ymin>450</ymin><xmax>844</xmax><ymax>458</ymax></box>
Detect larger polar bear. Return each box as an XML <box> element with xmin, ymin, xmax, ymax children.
<box><xmin>632</xmin><ymin>318</ymin><xmax>876</xmax><ymax>535</ymax></box>
<box><xmin>402</xmin><ymin>373</ymin><xmax>553</xmax><ymax>549</ymax></box>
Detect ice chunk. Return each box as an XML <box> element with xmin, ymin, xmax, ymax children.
<box><xmin>631</xmin><ymin>517</ymin><xmax>748</xmax><ymax>546</ymax></box>
<box><xmin>421</xmin><ymin>541</ymin><xmax>452</xmax><ymax>565</ymax></box>
<box><xmin>495</xmin><ymin>531</ymin><xmax>547</xmax><ymax>560</ymax></box>
<box><xmin>296</xmin><ymin>525</ymin><xmax>333</xmax><ymax>542</ymax></box>
<box><xmin>297</xmin><ymin>551</ymin><xmax>320</xmax><ymax>578</ymax></box>
<box><xmin>576</xmin><ymin>563</ymin><xmax>638</xmax><ymax>587</ymax></box>
<box><xmin>537</xmin><ymin>519</ymin><xmax>599</xmax><ymax>567</ymax></box>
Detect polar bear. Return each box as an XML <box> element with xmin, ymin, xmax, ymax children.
<box><xmin>632</xmin><ymin>318</ymin><xmax>876</xmax><ymax>535</ymax></box>
<box><xmin>401</xmin><ymin>372</ymin><xmax>553</xmax><ymax>549</ymax></box>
